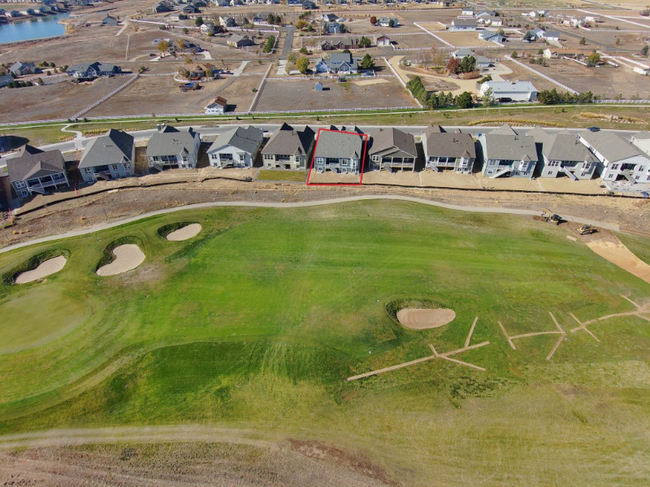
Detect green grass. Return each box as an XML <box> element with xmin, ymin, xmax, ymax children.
<box><xmin>619</xmin><ymin>233</ymin><xmax>650</xmax><ymax>265</ymax></box>
<box><xmin>1</xmin><ymin>201</ymin><xmax>650</xmax><ymax>485</ymax></box>
<box><xmin>256</xmin><ymin>169</ymin><xmax>307</xmax><ymax>182</ymax></box>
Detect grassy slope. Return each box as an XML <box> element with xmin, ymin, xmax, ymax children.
<box><xmin>619</xmin><ymin>233</ymin><xmax>650</xmax><ymax>266</ymax></box>
<box><xmin>1</xmin><ymin>201</ymin><xmax>650</xmax><ymax>485</ymax></box>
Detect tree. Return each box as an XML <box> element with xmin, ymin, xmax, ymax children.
<box><xmin>456</xmin><ymin>91</ymin><xmax>473</xmax><ymax>108</ymax></box>
<box><xmin>263</xmin><ymin>36</ymin><xmax>275</xmax><ymax>53</ymax></box>
<box><xmin>615</xmin><ymin>37</ymin><xmax>621</xmax><ymax>45</ymax></box>
<box><xmin>158</xmin><ymin>40</ymin><xmax>169</xmax><ymax>52</ymax></box>
<box><xmin>178</xmin><ymin>67</ymin><xmax>190</xmax><ymax>78</ymax></box>
<box><xmin>359</xmin><ymin>36</ymin><xmax>371</xmax><ymax>48</ymax></box>
<box><xmin>360</xmin><ymin>53</ymin><xmax>375</xmax><ymax>70</ymax></box>
<box><xmin>511</xmin><ymin>51</ymin><xmax>519</xmax><ymax>58</ymax></box>
<box><xmin>205</xmin><ymin>68</ymin><xmax>213</xmax><ymax>79</ymax></box>
<box><xmin>459</xmin><ymin>55</ymin><xmax>476</xmax><ymax>73</ymax></box>
<box><xmin>370</xmin><ymin>16</ymin><xmax>377</xmax><ymax>25</ymax></box>
<box><xmin>178</xmin><ymin>39</ymin><xmax>185</xmax><ymax>50</ymax></box>
<box><xmin>642</xmin><ymin>45</ymin><xmax>649</xmax><ymax>57</ymax></box>
<box><xmin>446</xmin><ymin>57</ymin><xmax>460</xmax><ymax>74</ymax></box>
<box><xmin>389</xmin><ymin>19</ymin><xmax>395</xmax><ymax>27</ymax></box>
<box><xmin>299</xmin><ymin>47</ymin><xmax>309</xmax><ymax>54</ymax></box>
<box><xmin>138</xmin><ymin>65</ymin><xmax>147</xmax><ymax>73</ymax></box>
<box><xmin>295</xmin><ymin>19</ymin><xmax>309</xmax><ymax>30</ymax></box>
<box><xmin>523</xmin><ymin>31</ymin><xmax>534</xmax><ymax>42</ymax></box>
<box><xmin>579</xmin><ymin>36</ymin><xmax>587</xmax><ymax>45</ymax></box>
<box><xmin>296</xmin><ymin>56</ymin><xmax>310</xmax><ymax>74</ymax></box>
<box><xmin>183</xmin><ymin>27</ymin><xmax>189</xmax><ymax>34</ymax></box>
<box><xmin>587</xmin><ymin>51</ymin><xmax>601</xmax><ymax>67</ymax></box>
<box><xmin>482</xmin><ymin>87</ymin><xmax>495</xmax><ymax>107</ymax></box>
<box><xmin>287</xmin><ymin>52</ymin><xmax>297</xmax><ymax>63</ymax></box>
<box><xmin>195</xmin><ymin>16</ymin><xmax>204</xmax><ymax>27</ymax></box>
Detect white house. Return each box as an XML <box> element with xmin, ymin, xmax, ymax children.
<box><xmin>480</xmin><ymin>81</ymin><xmax>538</xmax><ymax>102</ymax></box>
<box><xmin>207</xmin><ymin>126</ymin><xmax>264</xmax><ymax>169</ymax></box>
<box><xmin>527</xmin><ymin>128</ymin><xmax>598</xmax><ymax>180</ymax></box>
<box><xmin>450</xmin><ymin>18</ymin><xmax>478</xmax><ymax>31</ymax></box>
<box><xmin>205</xmin><ymin>97</ymin><xmax>228</xmax><ymax>115</ymax></box>
<box><xmin>579</xmin><ymin>130</ymin><xmax>650</xmax><ymax>185</ymax></box>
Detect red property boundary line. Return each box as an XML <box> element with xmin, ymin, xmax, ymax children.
<box><xmin>306</xmin><ymin>128</ymin><xmax>369</xmax><ymax>186</ymax></box>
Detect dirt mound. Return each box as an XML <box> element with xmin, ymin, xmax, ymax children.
<box><xmin>396</xmin><ymin>308</ymin><xmax>456</xmax><ymax>329</ymax></box>
<box><xmin>15</xmin><ymin>256</ymin><xmax>67</xmax><ymax>284</ymax></box>
<box><xmin>166</xmin><ymin>223</ymin><xmax>202</xmax><ymax>241</ymax></box>
<box><xmin>587</xmin><ymin>236</ymin><xmax>650</xmax><ymax>285</ymax></box>
<box><xmin>96</xmin><ymin>244</ymin><xmax>145</xmax><ymax>276</ymax></box>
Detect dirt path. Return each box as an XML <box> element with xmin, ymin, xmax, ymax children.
<box><xmin>0</xmin><ymin>195</ymin><xmax>624</xmax><ymax>255</ymax></box>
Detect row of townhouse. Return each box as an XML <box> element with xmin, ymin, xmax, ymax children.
<box><xmin>5</xmin><ymin>124</ymin><xmax>650</xmax><ymax>200</ymax></box>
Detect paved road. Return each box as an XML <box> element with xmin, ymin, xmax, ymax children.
<box><xmin>281</xmin><ymin>25</ymin><xmax>295</xmax><ymax>60</ymax></box>
<box><xmin>0</xmin><ymin>195</ymin><xmax>621</xmax><ymax>254</ymax></box>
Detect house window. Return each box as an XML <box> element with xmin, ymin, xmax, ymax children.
<box><xmin>19</xmin><ymin>190</ymin><xmax>28</xmax><ymax>197</ymax></box>
<box><xmin>611</xmin><ymin>164</ymin><xmax>619</xmax><ymax>170</ymax></box>
<box><xmin>14</xmin><ymin>181</ymin><xmax>26</xmax><ymax>188</ymax></box>
<box><xmin>111</xmin><ymin>165</ymin><xmax>119</xmax><ymax>171</ymax></box>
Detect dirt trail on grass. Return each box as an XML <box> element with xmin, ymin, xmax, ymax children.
<box><xmin>586</xmin><ymin>233</ymin><xmax>650</xmax><ymax>285</ymax></box>
<box><xmin>15</xmin><ymin>256</ymin><xmax>67</xmax><ymax>284</ymax></box>
<box><xmin>397</xmin><ymin>308</ymin><xmax>456</xmax><ymax>329</ymax></box>
<box><xmin>0</xmin><ymin>427</ymin><xmax>395</xmax><ymax>487</ymax></box>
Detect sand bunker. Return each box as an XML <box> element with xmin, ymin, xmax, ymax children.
<box><xmin>397</xmin><ymin>308</ymin><xmax>456</xmax><ymax>329</ymax></box>
<box><xmin>587</xmin><ymin>238</ymin><xmax>650</xmax><ymax>285</ymax></box>
<box><xmin>96</xmin><ymin>245</ymin><xmax>145</xmax><ymax>276</ymax></box>
<box><xmin>166</xmin><ymin>223</ymin><xmax>202</xmax><ymax>241</ymax></box>
<box><xmin>15</xmin><ymin>256</ymin><xmax>67</xmax><ymax>284</ymax></box>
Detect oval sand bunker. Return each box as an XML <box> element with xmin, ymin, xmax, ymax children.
<box><xmin>397</xmin><ymin>308</ymin><xmax>456</xmax><ymax>330</ymax></box>
<box><xmin>15</xmin><ymin>256</ymin><xmax>67</xmax><ymax>284</ymax></box>
<box><xmin>97</xmin><ymin>244</ymin><xmax>145</xmax><ymax>276</ymax></box>
<box><xmin>166</xmin><ymin>223</ymin><xmax>202</xmax><ymax>241</ymax></box>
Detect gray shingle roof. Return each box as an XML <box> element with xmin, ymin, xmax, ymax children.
<box><xmin>208</xmin><ymin>126</ymin><xmax>264</xmax><ymax>155</ymax></box>
<box><xmin>527</xmin><ymin>129</ymin><xmax>597</xmax><ymax>163</ymax></box>
<box><xmin>483</xmin><ymin>130</ymin><xmax>537</xmax><ymax>161</ymax></box>
<box><xmin>578</xmin><ymin>130</ymin><xmax>645</xmax><ymax>163</ymax></box>
<box><xmin>369</xmin><ymin>128</ymin><xmax>417</xmax><ymax>158</ymax></box>
<box><xmin>7</xmin><ymin>149</ymin><xmax>66</xmax><ymax>183</ymax></box>
<box><xmin>262</xmin><ymin>124</ymin><xmax>314</xmax><ymax>156</ymax></box>
<box><xmin>425</xmin><ymin>132</ymin><xmax>476</xmax><ymax>158</ymax></box>
<box><xmin>146</xmin><ymin>126</ymin><xmax>198</xmax><ymax>157</ymax></box>
<box><xmin>314</xmin><ymin>129</ymin><xmax>365</xmax><ymax>159</ymax></box>
<box><xmin>79</xmin><ymin>129</ymin><xmax>134</xmax><ymax>169</ymax></box>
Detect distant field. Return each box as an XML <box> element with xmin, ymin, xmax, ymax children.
<box><xmin>1</xmin><ymin>201</ymin><xmax>650</xmax><ymax>485</ymax></box>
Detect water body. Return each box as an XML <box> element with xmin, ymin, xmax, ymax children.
<box><xmin>0</xmin><ymin>12</ymin><xmax>70</xmax><ymax>44</ymax></box>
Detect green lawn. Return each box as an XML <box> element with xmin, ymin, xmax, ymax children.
<box><xmin>256</xmin><ymin>169</ymin><xmax>307</xmax><ymax>182</ymax></box>
<box><xmin>1</xmin><ymin>201</ymin><xmax>650</xmax><ymax>485</ymax></box>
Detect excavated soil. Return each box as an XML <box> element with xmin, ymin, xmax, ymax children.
<box><xmin>396</xmin><ymin>308</ymin><xmax>456</xmax><ymax>329</ymax></box>
<box><xmin>15</xmin><ymin>256</ymin><xmax>67</xmax><ymax>284</ymax></box>
<box><xmin>96</xmin><ymin>245</ymin><xmax>145</xmax><ymax>276</ymax></box>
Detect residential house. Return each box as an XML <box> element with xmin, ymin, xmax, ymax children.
<box><xmin>66</xmin><ymin>62</ymin><xmax>121</xmax><ymax>80</ymax></box>
<box><xmin>207</xmin><ymin>125</ymin><xmax>264</xmax><ymax>169</ymax></box>
<box><xmin>324</xmin><ymin>21</ymin><xmax>344</xmax><ymax>34</ymax></box>
<box><xmin>313</xmin><ymin>128</ymin><xmax>365</xmax><ymax>174</ymax></box>
<box><xmin>631</xmin><ymin>131</ymin><xmax>650</xmax><ymax>156</ymax></box>
<box><xmin>368</xmin><ymin>127</ymin><xmax>417</xmax><ymax>171</ymax></box>
<box><xmin>523</xmin><ymin>28</ymin><xmax>544</xmax><ymax>41</ymax></box>
<box><xmin>9</xmin><ymin>62</ymin><xmax>36</xmax><ymax>77</ymax></box>
<box><xmin>377</xmin><ymin>17</ymin><xmax>399</xmax><ymax>27</ymax></box>
<box><xmin>102</xmin><ymin>14</ymin><xmax>119</xmax><ymax>26</ymax></box>
<box><xmin>152</xmin><ymin>1</ymin><xmax>173</xmax><ymax>13</ymax></box>
<box><xmin>315</xmin><ymin>52</ymin><xmax>358</xmax><ymax>73</ymax></box>
<box><xmin>527</xmin><ymin>128</ymin><xmax>598</xmax><ymax>180</ymax></box>
<box><xmin>78</xmin><ymin>129</ymin><xmax>135</xmax><ymax>183</ymax></box>
<box><xmin>219</xmin><ymin>16</ymin><xmax>236</xmax><ymax>27</ymax></box>
<box><xmin>461</xmin><ymin>8</ymin><xmax>474</xmax><ymax>16</ymax></box>
<box><xmin>540</xmin><ymin>30</ymin><xmax>560</xmax><ymax>42</ymax></box>
<box><xmin>450</xmin><ymin>18</ymin><xmax>478</xmax><ymax>31</ymax></box>
<box><xmin>205</xmin><ymin>96</ymin><xmax>229</xmax><ymax>114</ymax></box>
<box><xmin>319</xmin><ymin>37</ymin><xmax>360</xmax><ymax>51</ymax></box>
<box><xmin>262</xmin><ymin>123</ymin><xmax>315</xmax><ymax>170</ymax></box>
<box><xmin>227</xmin><ymin>34</ymin><xmax>253</xmax><ymax>47</ymax></box>
<box><xmin>322</xmin><ymin>13</ymin><xmax>342</xmax><ymax>22</ymax></box>
<box><xmin>0</xmin><ymin>75</ymin><xmax>13</xmax><ymax>88</ymax></box>
<box><xmin>479</xmin><ymin>80</ymin><xmax>538</xmax><ymax>102</ymax></box>
<box><xmin>182</xmin><ymin>4</ymin><xmax>200</xmax><ymax>13</ymax></box>
<box><xmin>452</xmin><ymin>48</ymin><xmax>491</xmax><ymax>69</ymax></box>
<box><xmin>375</xmin><ymin>35</ymin><xmax>391</xmax><ymax>47</ymax></box>
<box><xmin>200</xmin><ymin>21</ymin><xmax>215</xmax><ymax>34</ymax></box>
<box><xmin>578</xmin><ymin>130</ymin><xmax>650</xmax><ymax>185</ymax></box>
<box><xmin>479</xmin><ymin>124</ymin><xmax>538</xmax><ymax>178</ymax></box>
<box><xmin>478</xmin><ymin>16</ymin><xmax>503</xmax><ymax>27</ymax></box>
<box><xmin>7</xmin><ymin>148</ymin><xmax>69</xmax><ymax>198</ymax></box>
<box><xmin>302</xmin><ymin>0</ymin><xmax>317</xmax><ymax>9</ymax></box>
<box><xmin>422</xmin><ymin>126</ymin><xmax>476</xmax><ymax>174</ymax></box>
<box><xmin>146</xmin><ymin>125</ymin><xmax>201</xmax><ymax>170</ymax></box>
<box><xmin>479</xmin><ymin>31</ymin><xmax>505</xmax><ymax>43</ymax></box>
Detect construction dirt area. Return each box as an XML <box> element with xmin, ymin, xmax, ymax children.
<box><xmin>254</xmin><ymin>77</ymin><xmax>416</xmax><ymax>112</ymax></box>
<box><xmin>2</xmin><ymin>171</ymin><xmax>649</xmax><ymax>250</ymax></box>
